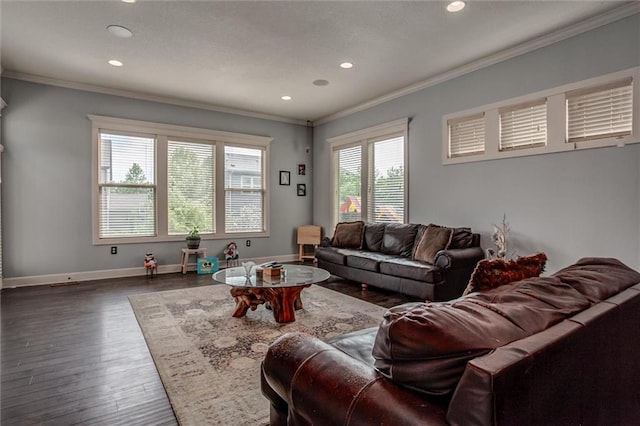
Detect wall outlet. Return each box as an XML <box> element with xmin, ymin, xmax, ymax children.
<box><xmin>245</xmin><ymin>240</ymin><xmax>251</xmax><ymax>247</ymax></box>
<box><xmin>110</xmin><ymin>246</ymin><xmax>117</xmax><ymax>255</ymax></box>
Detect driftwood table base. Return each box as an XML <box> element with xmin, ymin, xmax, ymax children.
<box><xmin>230</xmin><ymin>285</ymin><xmax>310</xmax><ymax>323</ymax></box>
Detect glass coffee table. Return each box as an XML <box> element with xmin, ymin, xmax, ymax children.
<box><xmin>212</xmin><ymin>264</ymin><xmax>330</xmax><ymax>323</ymax></box>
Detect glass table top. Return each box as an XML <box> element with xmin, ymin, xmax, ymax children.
<box><xmin>212</xmin><ymin>264</ymin><xmax>330</xmax><ymax>288</ymax></box>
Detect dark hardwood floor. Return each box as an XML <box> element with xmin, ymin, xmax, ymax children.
<box><xmin>1</xmin><ymin>267</ymin><xmax>420</xmax><ymax>425</ymax></box>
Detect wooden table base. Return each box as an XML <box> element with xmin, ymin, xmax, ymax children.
<box><xmin>229</xmin><ymin>285</ymin><xmax>310</xmax><ymax>323</ymax></box>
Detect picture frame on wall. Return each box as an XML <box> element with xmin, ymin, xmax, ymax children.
<box><xmin>297</xmin><ymin>183</ymin><xmax>306</xmax><ymax>196</ymax></box>
<box><xmin>298</xmin><ymin>164</ymin><xmax>306</xmax><ymax>175</ymax></box>
<box><xmin>279</xmin><ymin>170</ymin><xmax>290</xmax><ymax>185</ymax></box>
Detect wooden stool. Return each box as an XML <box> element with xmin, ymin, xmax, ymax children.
<box><xmin>181</xmin><ymin>248</ymin><xmax>207</xmax><ymax>274</ymax></box>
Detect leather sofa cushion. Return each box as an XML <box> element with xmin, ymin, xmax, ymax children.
<box><xmin>345</xmin><ymin>251</ymin><xmax>392</xmax><ymax>272</ymax></box>
<box><xmin>380</xmin><ymin>223</ymin><xmax>420</xmax><ymax>257</ymax></box>
<box><xmin>362</xmin><ymin>223</ymin><xmax>386</xmax><ymax>252</ymax></box>
<box><xmin>373</xmin><ymin>276</ymin><xmax>590</xmax><ymax>396</ymax></box>
<box><xmin>326</xmin><ymin>327</ymin><xmax>378</xmax><ymax>367</ymax></box>
<box><xmin>449</xmin><ymin>227</ymin><xmax>474</xmax><ymax>249</ymax></box>
<box><xmin>552</xmin><ymin>257</ymin><xmax>640</xmax><ymax>303</ymax></box>
<box><xmin>315</xmin><ymin>247</ymin><xmax>360</xmax><ymax>265</ymax></box>
<box><xmin>379</xmin><ymin>258</ymin><xmax>441</xmax><ymax>283</ymax></box>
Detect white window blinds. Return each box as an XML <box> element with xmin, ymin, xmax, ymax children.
<box><xmin>448</xmin><ymin>113</ymin><xmax>485</xmax><ymax>158</ymax></box>
<box><xmin>334</xmin><ymin>145</ymin><xmax>362</xmax><ymax>223</ymax></box>
<box><xmin>167</xmin><ymin>140</ymin><xmax>215</xmax><ymax>235</ymax></box>
<box><xmin>368</xmin><ymin>137</ymin><xmax>404</xmax><ymax>223</ymax></box>
<box><xmin>567</xmin><ymin>78</ymin><xmax>633</xmax><ymax>143</ymax></box>
<box><xmin>500</xmin><ymin>100</ymin><xmax>547</xmax><ymax>151</ymax></box>
<box><xmin>98</xmin><ymin>132</ymin><xmax>156</xmax><ymax>238</ymax></box>
<box><xmin>224</xmin><ymin>146</ymin><xmax>264</xmax><ymax>233</ymax></box>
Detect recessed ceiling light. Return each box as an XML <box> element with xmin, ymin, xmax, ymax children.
<box><xmin>340</xmin><ymin>62</ymin><xmax>353</xmax><ymax>69</ymax></box>
<box><xmin>281</xmin><ymin>95</ymin><xmax>292</xmax><ymax>101</ymax></box>
<box><xmin>447</xmin><ymin>1</ymin><xmax>466</xmax><ymax>12</ymax></box>
<box><xmin>313</xmin><ymin>79</ymin><xmax>329</xmax><ymax>86</ymax></box>
<box><xmin>108</xmin><ymin>59</ymin><xmax>124</xmax><ymax>67</ymax></box>
<box><xmin>121</xmin><ymin>0</ymin><xmax>136</xmax><ymax>3</ymax></box>
<box><xmin>107</xmin><ymin>25</ymin><xmax>133</xmax><ymax>38</ymax></box>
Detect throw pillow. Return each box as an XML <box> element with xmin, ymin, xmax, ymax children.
<box><xmin>331</xmin><ymin>221</ymin><xmax>365</xmax><ymax>249</ymax></box>
<box><xmin>463</xmin><ymin>252</ymin><xmax>547</xmax><ymax>295</ymax></box>
<box><xmin>412</xmin><ymin>225</ymin><xmax>454</xmax><ymax>264</ymax></box>
<box><xmin>449</xmin><ymin>227</ymin><xmax>474</xmax><ymax>249</ymax></box>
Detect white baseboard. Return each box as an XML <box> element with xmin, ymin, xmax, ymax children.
<box><xmin>1</xmin><ymin>254</ymin><xmax>299</xmax><ymax>289</ymax></box>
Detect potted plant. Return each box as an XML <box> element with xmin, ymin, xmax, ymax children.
<box><xmin>186</xmin><ymin>226</ymin><xmax>201</xmax><ymax>249</ymax></box>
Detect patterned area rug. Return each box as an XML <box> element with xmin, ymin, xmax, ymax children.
<box><xmin>129</xmin><ymin>284</ymin><xmax>388</xmax><ymax>426</ymax></box>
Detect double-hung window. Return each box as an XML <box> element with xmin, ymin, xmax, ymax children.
<box><xmin>91</xmin><ymin>115</ymin><xmax>272</xmax><ymax>244</ymax></box>
<box><xmin>329</xmin><ymin>118</ymin><xmax>408</xmax><ymax>226</ymax></box>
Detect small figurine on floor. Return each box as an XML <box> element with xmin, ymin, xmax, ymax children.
<box><xmin>144</xmin><ymin>252</ymin><xmax>157</xmax><ymax>277</ymax></box>
<box><xmin>224</xmin><ymin>242</ymin><xmax>239</xmax><ymax>267</ymax></box>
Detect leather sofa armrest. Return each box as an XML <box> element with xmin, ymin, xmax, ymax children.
<box><xmin>434</xmin><ymin>246</ymin><xmax>485</xmax><ymax>270</ymax></box>
<box><xmin>262</xmin><ymin>332</ymin><xmax>448</xmax><ymax>426</ymax></box>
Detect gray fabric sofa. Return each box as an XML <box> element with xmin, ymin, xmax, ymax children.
<box><xmin>315</xmin><ymin>222</ymin><xmax>485</xmax><ymax>301</ymax></box>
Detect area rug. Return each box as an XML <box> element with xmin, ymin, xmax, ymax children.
<box><xmin>129</xmin><ymin>284</ymin><xmax>388</xmax><ymax>426</ymax></box>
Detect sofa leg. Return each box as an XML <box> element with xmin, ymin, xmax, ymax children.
<box><xmin>361</xmin><ymin>283</ymin><xmax>368</xmax><ymax>290</ymax></box>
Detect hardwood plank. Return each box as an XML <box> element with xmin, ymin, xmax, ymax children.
<box><xmin>1</xmin><ymin>268</ymin><xmax>418</xmax><ymax>424</ymax></box>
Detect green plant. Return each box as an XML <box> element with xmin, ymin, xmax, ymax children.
<box><xmin>187</xmin><ymin>226</ymin><xmax>200</xmax><ymax>239</ymax></box>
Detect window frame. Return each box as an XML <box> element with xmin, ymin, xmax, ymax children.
<box><xmin>90</xmin><ymin>115</ymin><xmax>272</xmax><ymax>245</ymax></box>
<box><xmin>442</xmin><ymin>67</ymin><xmax>640</xmax><ymax>165</ymax></box>
<box><xmin>327</xmin><ymin>118</ymin><xmax>409</xmax><ymax>230</ymax></box>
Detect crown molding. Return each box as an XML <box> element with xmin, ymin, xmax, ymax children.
<box><xmin>1</xmin><ymin>71</ymin><xmax>308</xmax><ymax>126</ymax></box>
<box><xmin>315</xmin><ymin>3</ymin><xmax>640</xmax><ymax>125</ymax></box>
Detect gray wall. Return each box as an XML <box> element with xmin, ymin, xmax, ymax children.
<box><xmin>313</xmin><ymin>14</ymin><xmax>640</xmax><ymax>273</ymax></box>
<box><xmin>0</xmin><ymin>80</ymin><xmax>312</xmax><ymax>278</ymax></box>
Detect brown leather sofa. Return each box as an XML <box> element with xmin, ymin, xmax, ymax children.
<box><xmin>315</xmin><ymin>222</ymin><xmax>485</xmax><ymax>301</ymax></box>
<box><xmin>261</xmin><ymin>257</ymin><xmax>640</xmax><ymax>425</ymax></box>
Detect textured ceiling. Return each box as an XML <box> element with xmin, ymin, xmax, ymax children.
<box><xmin>1</xmin><ymin>1</ymin><xmax>636</xmax><ymax>123</ymax></box>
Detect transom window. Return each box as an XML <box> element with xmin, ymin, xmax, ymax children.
<box><xmin>443</xmin><ymin>68</ymin><xmax>638</xmax><ymax>164</ymax></box>
<box><xmin>90</xmin><ymin>115</ymin><xmax>272</xmax><ymax>244</ymax></box>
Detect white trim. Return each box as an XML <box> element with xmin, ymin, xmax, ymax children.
<box><xmin>0</xmin><ymin>255</ymin><xmax>298</xmax><ymax>289</ymax></box>
<box><xmin>88</xmin><ymin>115</ymin><xmax>273</xmax><ymax>146</ymax></box>
<box><xmin>315</xmin><ymin>3</ymin><xmax>640</xmax><ymax>125</ymax></box>
<box><xmin>327</xmin><ymin>117</ymin><xmax>409</xmax><ymax>147</ymax></box>
<box><xmin>442</xmin><ymin>67</ymin><xmax>640</xmax><ymax>165</ymax></box>
<box><xmin>4</xmin><ymin>71</ymin><xmax>307</xmax><ymax>126</ymax></box>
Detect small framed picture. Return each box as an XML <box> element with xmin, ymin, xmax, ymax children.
<box><xmin>297</xmin><ymin>183</ymin><xmax>306</xmax><ymax>196</ymax></box>
<box><xmin>298</xmin><ymin>164</ymin><xmax>306</xmax><ymax>175</ymax></box>
<box><xmin>279</xmin><ymin>170</ymin><xmax>290</xmax><ymax>185</ymax></box>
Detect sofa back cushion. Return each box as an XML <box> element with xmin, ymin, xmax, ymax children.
<box><xmin>362</xmin><ymin>223</ymin><xmax>386</xmax><ymax>252</ymax></box>
<box><xmin>373</xmin><ymin>276</ymin><xmax>590</xmax><ymax>396</ymax></box>
<box><xmin>331</xmin><ymin>221</ymin><xmax>364</xmax><ymax>249</ymax></box>
<box><xmin>552</xmin><ymin>257</ymin><xmax>640</xmax><ymax>303</ymax></box>
<box><xmin>380</xmin><ymin>223</ymin><xmax>420</xmax><ymax>257</ymax></box>
<box><xmin>412</xmin><ymin>225</ymin><xmax>454</xmax><ymax>264</ymax></box>
<box><xmin>449</xmin><ymin>227</ymin><xmax>475</xmax><ymax>249</ymax></box>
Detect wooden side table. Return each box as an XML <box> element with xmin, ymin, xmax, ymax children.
<box><xmin>297</xmin><ymin>225</ymin><xmax>322</xmax><ymax>263</ymax></box>
<box><xmin>181</xmin><ymin>248</ymin><xmax>207</xmax><ymax>274</ymax></box>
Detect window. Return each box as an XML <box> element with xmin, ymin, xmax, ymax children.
<box><xmin>443</xmin><ymin>68</ymin><xmax>639</xmax><ymax>164</ymax></box>
<box><xmin>225</xmin><ymin>146</ymin><xmax>264</xmax><ymax>233</ymax></box>
<box><xmin>448</xmin><ymin>113</ymin><xmax>485</xmax><ymax>158</ymax></box>
<box><xmin>90</xmin><ymin>115</ymin><xmax>272</xmax><ymax>244</ymax></box>
<box><xmin>167</xmin><ymin>139</ymin><xmax>215</xmax><ymax>235</ymax></box>
<box><xmin>329</xmin><ymin>118</ymin><xmax>408</xmax><ymax>226</ymax></box>
<box><xmin>98</xmin><ymin>132</ymin><xmax>156</xmax><ymax>238</ymax></box>
<box><xmin>499</xmin><ymin>100</ymin><xmax>547</xmax><ymax>151</ymax></box>
<box><xmin>567</xmin><ymin>78</ymin><xmax>633</xmax><ymax>143</ymax></box>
